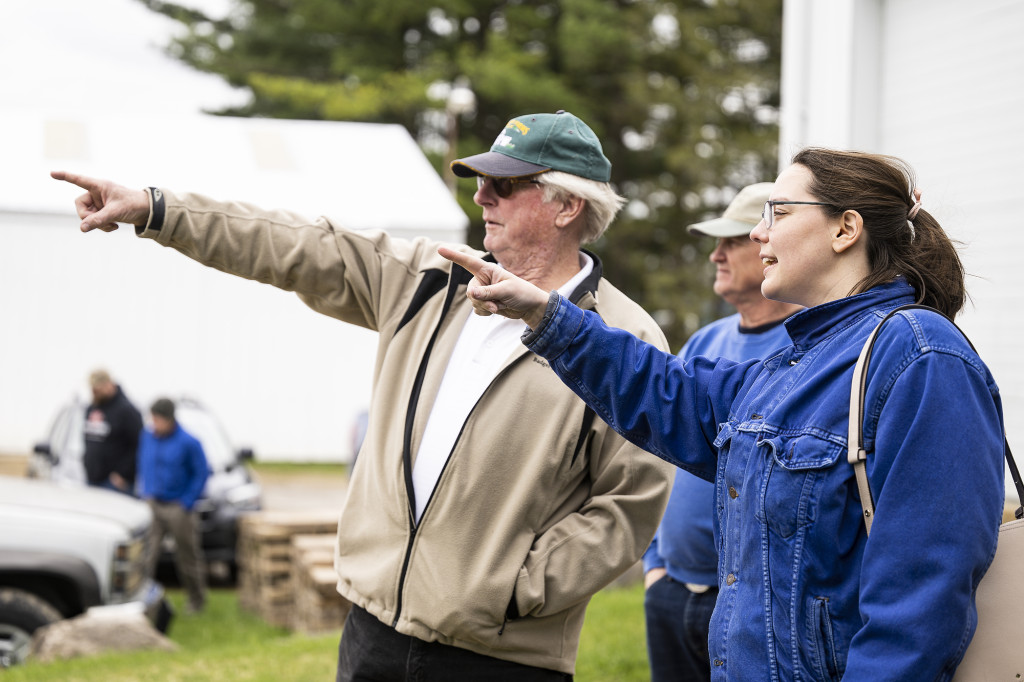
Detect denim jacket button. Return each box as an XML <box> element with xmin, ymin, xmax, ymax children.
<box><xmin>728</xmin><ymin>486</ymin><xmax>738</xmax><ymax>499</ymax></box>
<box><xmin>726</xmin><ymin>573</ymin><xmax>737</xmax><ymax>585</ymax></box>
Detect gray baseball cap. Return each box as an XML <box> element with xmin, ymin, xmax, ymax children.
<box><xmin>687</xmin><ymin>182</ymin><xmax>773</xmax><ymax>238</ymax></box>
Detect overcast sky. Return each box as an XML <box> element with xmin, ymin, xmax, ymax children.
<box><xmin>1</xmin><ymin>0</ymin><xmax>244</xmax><ymax>115</ymax></box>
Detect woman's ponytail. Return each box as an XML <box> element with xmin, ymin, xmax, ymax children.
<box><xmin>793</xmin><ymin>148</ymin><xmax>967</xmax><ymax>318</ymax></box>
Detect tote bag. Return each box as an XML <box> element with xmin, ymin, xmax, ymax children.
<box><xmin>847</xmin><ymin>305</ymin><xmax>1024</xmax><ymax>680</ymax></box>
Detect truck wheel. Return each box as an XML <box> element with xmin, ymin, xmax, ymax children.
<box><xmin>0</xmin><ymin>588</ymin><xmax>62</xmax><ymax>668</ymax></box>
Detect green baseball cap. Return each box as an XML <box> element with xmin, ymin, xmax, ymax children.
<box><xmin>451</xmin><ymin>110</ymin><xmax>612</xmax><ymax>182</ymax></box>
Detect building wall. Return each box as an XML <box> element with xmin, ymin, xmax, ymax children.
<box><xmin>780</xmin><ymin>0</ymin><xmax>1024</xmax><ymax>486</ymax></box>
<box><xmin>0</xmin><ymin>211</ymin><xmax>380</xmax><ymax>462</ymax></box>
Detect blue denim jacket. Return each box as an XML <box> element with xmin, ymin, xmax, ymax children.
<box><xmin>525</xmin><ymin>280</ymin><xmax>1004</xmax><ymax>681</ymax></box>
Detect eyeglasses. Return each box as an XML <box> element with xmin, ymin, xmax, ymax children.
<box><xmin>476</xmin><ymin>175</ymin><xmax>542</xmax><ymax>199</ymax></box>
<box><xmin>762</xmin><ymin>200</ymin><xmax>835</xmax><ymax>230</ymax></box>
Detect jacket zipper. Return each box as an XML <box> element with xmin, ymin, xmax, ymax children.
<box><xmin>392</xmin><ymin>265</ymin><xmax>472</xmax><ymax>628</ymax></box>
<box><xmin>391</xmin><ymin>384</ymin><xmax>496</xmax><ymax>627</ymax></box>
<box><xmin>390</xmin><ymin>257</ymin><xmax>604</xmax><ymax>629</ymax></box>
<box><xmin>391</xmin><ymin>511</ymin><xmax>418</xmax><ymax>628</ymax></box>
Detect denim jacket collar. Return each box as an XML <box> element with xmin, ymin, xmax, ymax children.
<box><xmin>784</xmin><ymin>278</ymin><xmax>918</xmax><ymax>352</ymax></box>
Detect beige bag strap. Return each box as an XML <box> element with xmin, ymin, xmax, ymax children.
<box><xmin>848</xmin><ymin>305</ymin><xmax>1024</xmax><ymax>537</ymax></box>
<box><xmin>847</xmin><ymin>315</ymin><xmax>886</xmax><ymax>535</ymax></box>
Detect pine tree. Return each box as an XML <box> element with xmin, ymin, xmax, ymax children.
<box><xmin>139</xmin><ymin>0</ymin><xmax>782</xmax><ymax>348</ymax></box>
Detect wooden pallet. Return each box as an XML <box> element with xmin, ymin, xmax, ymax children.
<box><xmin>291</xmin><ymin>533</ymin><xmax>351</xmax><ymax>633</ymax></box>
<box><xmin>236</xmin><ymin>511</ymin><xmax>340</xmax><ymax>628</ymax></box>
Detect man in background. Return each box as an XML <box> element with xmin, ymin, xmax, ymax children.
<box><xmin>137</xmin><ymin>397</ymin><xmax>210</xmax><ymax>614</ymax></box>
<box><xmin>642</xmin><ymin>183</ymin><xmax>802</xmax><ymax>681</ymax></box>
<box><xmin>83</xmin><ymin>368</ymin><xmax>142</xmax><ymax>494</ymax></box>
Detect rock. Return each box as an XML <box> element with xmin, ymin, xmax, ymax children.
<box><xmin>29</xmin><ymin>607</ymin><xmax>178</xmax><ymax>663</ymax></box>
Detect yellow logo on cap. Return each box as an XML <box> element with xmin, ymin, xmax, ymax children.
<box><xmin>507</xmin><ymin>120</ymin><xmax>530</xmax><ymax>135</ymax></box>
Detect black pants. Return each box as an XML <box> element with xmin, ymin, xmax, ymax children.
<box><xmin>336</xmin><ymin>605</ymin><xmax>573</xmax><ymax>682</ymax></box>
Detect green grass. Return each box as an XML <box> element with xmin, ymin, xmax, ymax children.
<box><xmin>3</xmin><ymin>590</ymin><xmax>339</xmax><ymax>682</ymax></box>
<box><xmin>577</xmin><ymin>582</ymin><xmax>650</xmax><ymax>681</ymax></box>
<box><xmin>5</xmin><ymin>583</ymin><xmax>649</xmax><ymax>681</ymax></box>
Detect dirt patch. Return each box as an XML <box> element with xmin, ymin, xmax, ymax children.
<box><xmin>1</xmin><ymin>454</ymin><xmax>346</xmax><ymax>514</ymax></box>
<box><xmin>251</xmin><ymin>469</ymin><xmax>348</xmax><ymax>512</ymax></box>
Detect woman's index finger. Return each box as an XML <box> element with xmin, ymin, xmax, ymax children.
<box><xmin>438</xmin><ymin>246</ymin><xmax>487</xmax><ymax>276</ymax></box>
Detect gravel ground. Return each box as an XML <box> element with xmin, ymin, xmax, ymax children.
<box><xmin>250</xmin><ymin>469</ymin><xmax>348</xmax><ymax>512</ymax></box>
<box><xmin>0</xmin><ymin>453</ymin><xmax>347</xmax><ymax>513</ymax></box>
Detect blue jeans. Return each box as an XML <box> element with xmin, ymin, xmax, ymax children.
<box><xmin>336</xmin><ymin>605</ymin><xmax>572</xmax><ymax>682</ymax></box>
<box><xmin>645</xmin><ymin>575</ymin><xmax>718</xmax><ymax>682</ymax></box>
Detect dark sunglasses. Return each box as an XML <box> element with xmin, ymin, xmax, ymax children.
<box><xmin>476</xmin><ymin>175</ymin><xmax>542</xmax><ymax>199</ymax></box>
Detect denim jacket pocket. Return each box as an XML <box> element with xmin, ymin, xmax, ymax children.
<box><xmin>758</xmin><ymin>433</ymin><xmax>843</xmax><ymax>539</ymax></box>
<box><xmin>808</xmin><ymin>596</ymin><xmax>842</xmax><ymax>682</ymax></box>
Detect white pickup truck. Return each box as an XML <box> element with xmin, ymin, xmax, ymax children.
<box><xmin>0</xmin><ymin>475</ymin><xmax>169</xmax><ymax>667</ymax></box>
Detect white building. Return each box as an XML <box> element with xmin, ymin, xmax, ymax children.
<box><xmin>0</xmin><ymin>112</ymin><xmax>468</xmax><ymax>462</ymax></box>
<box><xmin>0</xmin><ymin>0</ymin><xmax>468</xmax><ymax>462</ymax></box>
<box><xmin>780</xmin><ymin>0</ymin><xmax>1024</xmax><ymax>492</ymax></box>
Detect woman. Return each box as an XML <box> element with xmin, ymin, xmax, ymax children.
<box><xmin>439</xmin><ymin>148</ymin><xmax>1005</xmax><ymax>681</ymax></box>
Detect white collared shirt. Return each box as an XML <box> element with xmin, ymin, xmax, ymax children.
<box><xmin>411</xmin><ymin>253</ymin><xmax>594</xmax><ymax>522</ymax></box>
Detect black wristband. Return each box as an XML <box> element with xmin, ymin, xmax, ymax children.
<box><xmin>135</xmin><ymin>187</ymin><xmax>166</xmax><ymax>234</ymax></box>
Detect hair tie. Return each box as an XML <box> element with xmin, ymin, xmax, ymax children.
<box><xmin>907</xmin><ymin>188</ymin><xmax>922</xmax><ymax>220</ymax></box>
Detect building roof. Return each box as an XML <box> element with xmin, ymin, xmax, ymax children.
<box><xmin>1</xmin><ymin>111</ymin><xmax>468</xmax><ymax>239</ymax></box>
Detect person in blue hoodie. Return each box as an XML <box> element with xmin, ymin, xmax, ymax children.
<box><xmin>643</xmin><ymin>182</ymin><xmax>802</xmax><ymax>682</ymax></box>
<box><xmin>439</xmin><ymin>147</ymin><xmax>1006</xmax><ymax>681</ymax></box>
<box><xmin>138</xmin><ymin>397</ymin><xmax>210</xmax><ymax>614</ymax></box>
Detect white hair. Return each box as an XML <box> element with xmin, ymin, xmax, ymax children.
<box><xmin>535</xmin><ymin>171</ymin><xmax>626</xmax><ymax>244</ymax></box>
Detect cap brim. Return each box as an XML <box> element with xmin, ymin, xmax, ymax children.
<box><xmin>686</xmin><ymin>217</ymin><xmax>757</xmax><ymax>238</ymax></box>
<box><xmin>450</xmin><ymin>151</ymin><xmax>549</xmax><ymax>178</ymax></box>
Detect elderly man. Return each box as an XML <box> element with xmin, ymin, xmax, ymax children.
<box><xmin>51</xmin><ymin>110</ymin><xmax>673</xmax><ymax>681</ymax></box>
<box><xmin>642</xmin><ymin>183</ymin><xmax>802</xmax><ymax>682</ymax></box>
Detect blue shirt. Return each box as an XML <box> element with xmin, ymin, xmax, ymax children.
<box><xmin>137</xmin><ymin>424</ymin><xmax>210</xmax><ymax>511</ymax></box>
<box><xmin>643</xmin><ymin>313</ymin><xmax>793</xmax><ymax>586</ymax></box>
<box><xmin>526</xmin><ymin>280</ymin><xmax>1004</xmax><ymax>681</ymax></box>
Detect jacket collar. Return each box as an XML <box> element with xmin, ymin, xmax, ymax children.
<box><xmin>784</xmin><ymin>278</ymin><xmax>917</xmax><ymax>351</ymax></box>
<box><xmin>568</xmin><ymin>249</ymin><xmax>603</xmax><ymax>310</ymax></box>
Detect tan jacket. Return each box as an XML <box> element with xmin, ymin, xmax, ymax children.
<box><xmin>138</xmin><ymin>189</ymin><xmax>674</xmax><ymax>674</ymax></box>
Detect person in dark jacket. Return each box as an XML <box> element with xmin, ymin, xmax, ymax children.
<box><xmin>83</xmin><ymin>368</ymin><xmax>142</xmax><ymax>494</ymax></box>
<box><xmin>137</xmin><ymin>397</ymin><xmax>210</xmax><ymax>614</ymax></box>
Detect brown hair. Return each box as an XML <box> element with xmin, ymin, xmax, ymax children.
<box><xmin>792</xmin><ymin>148</ymin><xmax>966</xmax><ymax>318</ymax></box>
